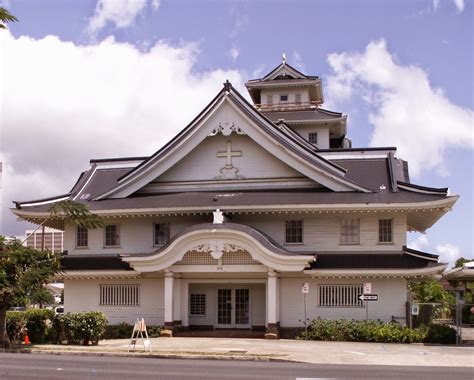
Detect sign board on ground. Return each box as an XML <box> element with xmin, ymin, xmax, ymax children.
<box><xmin>302</xmin><ymin>282</ymin><xmax>309</xmax><ymax>294</ymax></box>
<box><xmin>358</xmin><ymin>294</ymin><xmax>378</xmax><ymax>301</ymax></box>
<box><xmin>363</xmin><ymin>282</ymin><xmax>372</xmax><ymax>294</ymax></box>
<box><xmin>411</xmin><ymin>304</ymin><xmax>420</xmax><ymax>316</ymax></box>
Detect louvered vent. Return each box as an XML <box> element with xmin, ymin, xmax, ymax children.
<box><xmin>221</xmin><ymin>251</ymin><xmax>260</xmax><ymax>265</ymax></box>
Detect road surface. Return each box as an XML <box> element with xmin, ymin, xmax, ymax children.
<box><xmin>0</xmin><ymin>352</ymin><xmax>472</xmax><ymax>379</ymax></box>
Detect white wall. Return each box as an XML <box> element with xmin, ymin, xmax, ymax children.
<box><xmin>232</xmin><ymin>212</ymin><xmax>407</xmax><ymax>252</ymax></box>
<box><xmin>291</xmin><ymin>124</ymin><xmax>330</xmax><ymax>149</ymax></box>
<box><xmin>279</xmin><ymin>277</ymin><xmax>407</xmax><ymax>326</ymax></box>
<box><xmin>64</xmin><ymin>212</ymin><xmax>407</xmax><ymax>255</ymax></box>
<box><xmin>157</xmin><ymin>134</ymin><xmax>302</xmax><ymax>183</ymax></box>
<box><xmin>260</xmin><ymin>88</ymin><xmax>310</xmax><ymax>106</ymax></box>
<box><xmin>64</xmin><ymin>278</ymin><xmax>164</xmax><ymax>325</ymax></box>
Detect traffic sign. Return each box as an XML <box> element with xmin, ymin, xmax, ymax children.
<box><xmin>358</xmin><ymin>294</ymin><xmax>378</xmax><ymax>301</ymax></box>
<box><xmin>411</xmin><ymin>304</ymin><xmax>420</xmax><ymax>316</ymax></box>
<box><xmin>302</xmin><ymin>283</ymin><xmax>309</xmax><ymax>294</ymax></box>
<box><xmin>363</xmin><ymin>283</ymin><xmax>372</xmax><ymax>294</ymax></box>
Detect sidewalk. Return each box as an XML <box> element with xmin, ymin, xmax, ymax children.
<box><xmin>9</xmin><ymin>337</ymin><xmax>474</xmax><ymax>367</ymax></box>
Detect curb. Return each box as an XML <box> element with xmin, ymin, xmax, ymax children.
<box><xmin>0</xmin><ymin>347</ymin><xmax>289</xmax><ymax>362</ymax></box>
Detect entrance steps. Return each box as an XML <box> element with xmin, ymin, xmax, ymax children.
<box><xmin>174</xmin><ymin>329</ymin><xmax>265</xmax><ymax>339</ymax></box>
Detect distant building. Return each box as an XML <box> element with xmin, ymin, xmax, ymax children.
<box><xmin>24</xmin><ymin>227</ymin><xmax>64</xmax><ymax>253</ymax></box>
<box><xmin>0</xmin><ymin>162</ymin><xmax>3</xmax><ymax>233</ymax></box>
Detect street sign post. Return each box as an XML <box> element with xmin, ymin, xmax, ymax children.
<box><xmin>302</xmin><ymin>283</ymin><xmax>309</xmax><ymax>333</ymax></box>
<box><xmin>358</xmin><ymin>294</ymin><xmax>378</xmax><ymax>301</ymax></box>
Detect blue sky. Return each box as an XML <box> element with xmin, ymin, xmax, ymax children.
<box><xmin>1</xmin><ymin>0</ymin><xmax>472</xmax><ymax>265</ymax></box>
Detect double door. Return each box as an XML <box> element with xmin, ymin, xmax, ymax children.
<box><xmin>216</xmin><ymin>288</ymin><xmax>250</xmax><ymax>328</ymax></box>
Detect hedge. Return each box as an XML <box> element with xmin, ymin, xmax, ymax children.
<box><xmin>7</xmin><ymin>310</ymin><xmax>162</xmax><ymax>345</ymax></box>
<box><xmin>103</xmin><ymin>322</ymin><xmax>162</xmax><ymax>340</ymax></box>
<box><xmin>300</xmin><ymin>318</ymin><xmax>457</xmax><ymax>344</ymax></box>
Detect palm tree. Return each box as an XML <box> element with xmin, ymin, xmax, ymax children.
<box><xmin>0</xmin><ymin>7</ymin><xmax>18</xmax><ymax>29</ymax></box>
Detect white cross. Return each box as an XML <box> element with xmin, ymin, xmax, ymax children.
<box><xmin>217</xmin><ymin>141</ymin><xmax>242</xmax><ymax>168</ymax></box>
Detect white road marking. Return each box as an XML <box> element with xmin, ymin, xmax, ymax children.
<box><xmin>56</xmin><ymin>368</ymin><xmax>63</xmax><ymax>371</ymax></box>
<box><xmin>343</xmin><ymin>350</ymin><xmax>367</xmax><ymax>355</ymax></box>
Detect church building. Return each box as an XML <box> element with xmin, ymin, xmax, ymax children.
<box><xmin>12</xmin><ymin>59</ymin><xmax>457</xmax><ymax>338</ymax></box>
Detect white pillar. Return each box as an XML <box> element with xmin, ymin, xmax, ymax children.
<box><xmin>182</xmin><ymin>281</ymin><xmax>189</xmax><ymax>327</ymax></box>
<box><xmin>164</xmin><ymin>270</ymin><xmax>174</xmax><ymax>327</ymax></box>
<box><xmin>266</xmin><ymin>269</ymin><xmax>278</xmax><ymax>326</ymax></box>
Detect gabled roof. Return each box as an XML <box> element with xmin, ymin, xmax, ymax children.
<box><xmin>90</xmin><ymin>82</ymin><xmax>371</xmax><ymax>200</ymax></box>
<box><xmin>245</xmin><ymin>61</ymin><xmax>324</xmax><ymax>105</ymax></box>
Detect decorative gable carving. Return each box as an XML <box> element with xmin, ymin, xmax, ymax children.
<box><xmin>209</xmin><ymin>121</ymin><xmax>246</xmax><ymax>137</ymax></box>
<box><xmin>175</xmin><ymin>245</ymin><xmax>260</xmax><ymax>266</ymax></box>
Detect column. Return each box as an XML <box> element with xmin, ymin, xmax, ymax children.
<box><xmin>182</xmin><ymin>281</ymin><xmax>189</xmax><ymax>328</ymax></box>
<box><xmin>173</xmin><ymin>275</ymin><xmax>182</xmax><ymax>327</ymax></box>
<box><xmin>266</xmin><ymin>269</ymin><xmax>280</xmax><ymax>338</ymax></box>
<box><xmin>164</xmin><ymin>270</ymin><xmax>174</xmax><ymax>328</ymax></box>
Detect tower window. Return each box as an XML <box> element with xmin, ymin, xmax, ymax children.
<box><xmin>280</xmin><ymin>94</ymin><xmax>288</xmax><ymax>102</ymax></box>
<box><xmin>309</xmin><ymin>132</ymin><xmax>318</xmax><ymax>144</ymax></box>
<box><xmin>267</xmin><ymin>94</ymin><xmax>273</xmax><ymax>105</ymax></box>
<box><xmin>295</xmin><ymin>93</ymin><xmax>301</xmax><ymax>104</ymax></box>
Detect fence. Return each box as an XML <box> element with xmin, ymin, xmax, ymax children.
<box><xmin>406</xmin><ymin>301</ymin><xmax>474</xmax><ymax>344</ymax></box>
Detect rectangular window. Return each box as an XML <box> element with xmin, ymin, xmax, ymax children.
<box><xmin>99</xmin><ymin>284</ymin><xmax>139</xmax><ymax>306</ymax></box>
<box><xmin>308</xmin><ymin>132</ymin><xmax>318</xmax><ymax>145</ymax></box>
<box><xmin>340</xmin><ymin>219</ymin><xmax>360</xmax><ymax>245</ymax></box>
<box><xmin>76</xmin><ymin>226</ymin><xmax>88</xmax><ymax>248</ymax></box>
<box><xmin>154</xmin><ymin>223</ymin><xmax>170</xmax><ymax>246</ymax></box>
<box><xmin>285</xmin><ymin>220</ymin><xmax>303</xmax><ymax>244</ymax></box>
<box><xmin>378</xmin><ymin>219</ymin><xmax>393</xmax><ymax>243</ymax></box>
<box><xmin>267</xmin><ymin>94</ymin><xmax>273</xmax><ymax>105</ymax></box>
<box><xmin>295</xmin><ymin>93</ymin><xmax>301</xmax><ymax>104</ymax></box>
<box><xmin>190</xmin><ymin>293</ymin><xmax>206</xmax><ymax>316</ymax></box>
<box><xmin>280</xmin><ymin>94</ymin><xmax>289</xmax><ymax>102</ymax></box>
<box><xmin>319</xmin><ymin>284</ymin><xmax>364</xmax><ymax>307</ymax></box>
<box><xmin>104</xmin><ymin>224</ymin><xmax>120</xmax><ymax>247</ymax></box>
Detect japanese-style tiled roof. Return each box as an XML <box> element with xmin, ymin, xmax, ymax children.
<box><xmin>14</xmin><ymin>189</ymin><xmax>454</xmax><ymax>214</ymax></box>
<box><xmin>61</xmin><ymin>253</ymin><xmax>132</xmax><ymax>271</ymax></box>
<box><xmin>263</xmin><ymin>108</ymin><xmax>344</xmax><ymax>123</ymax></box>
<box><xmin>310</xmin><ymin>247</ymin><xmax>442</xmax><ymax>270</ymax></box>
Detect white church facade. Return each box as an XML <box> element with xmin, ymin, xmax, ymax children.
<box><xmin>12</xmin><ymin>60</ymin><xmax>457</xmax><ymax>338</ymax></box>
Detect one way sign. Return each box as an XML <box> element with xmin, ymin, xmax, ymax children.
<box><xmin>358</xmin><ymin>294</ymin><xmax>378</xmax><ymax>301</ymax></box>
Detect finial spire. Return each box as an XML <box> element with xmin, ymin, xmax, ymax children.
<box><xmin>282</xmin><ymin>52</ymin><xmax>286</xmax><ymax>64</ymax></box>
<box><xmin>223</xmin><ymin>79</ymin><xmax>232</xmax><ymax>92</ymax></box>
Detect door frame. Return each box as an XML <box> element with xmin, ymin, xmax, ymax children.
<box><xmin>215</xmin><ymin>286</ymin><xmax>252</xmax><ymax>328</ymax></box>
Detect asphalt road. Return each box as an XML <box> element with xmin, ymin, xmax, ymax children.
<box><xmin>0</xmin><ymin>353</ymin><xmax>472</xmax><ymax>380</ymax></box>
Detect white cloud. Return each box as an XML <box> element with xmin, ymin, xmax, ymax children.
<box><xmin>230</xmin><ymin>47</ymin><xmax>239</xmax><ymax>62</ymax></box>
<box><xmin>453</xmin><ymin>0</ymin><xmax>465</xmax><ymax>12</ymax></box>
<box><xmin>326</xmin><ymin>39</ymin><xmax>474</xmax><ymax>177</ymax></box>
<box><xmin>87</xmin><ymin>0</ymin><xmax>159</xmax><ymax>36</ymax></box>
<box><xmin>0</xmin><ymin>32</ymin><xmax>244</xmax><ymax>235</ymax></box>
<box><xmin>409</xmin><ymin>234</ymin><xmax>430</xmax><ymax>251</ymax></box>
<box><xmin>436</xmin><ymin>243</ymin><xmax>461</xmax><ymax>267</ymax></box>
<box><xmin>291</xmin><ymin>51</ymin><xmax>305</xmax><ymax>72</ymax></box>
<box><xmin>433</xmin><ymin>0</ymin><xmax>465</xmax><ymax>12</ymax></box>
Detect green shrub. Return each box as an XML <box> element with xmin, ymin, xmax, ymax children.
<box><xmin>24</xmin><ymin>308</ymin><xmax>54</xmax><ymax>344</ymax></box>
<box><xmin>59</xmin><ymin>311</ymin><xmax>108</xmax><ymax>345</ymax></box>
<box><xmin>424</xmin><ymin>324</ymin><xmax>457</xmax><ymax>344</ymax></box>
<box><xmin>147</xmin><ymin>325</ymin><xmax>162</xmax><ymax>338</ymax></box>
<box><xmin>103</xmin><ymin>322</ymin><xmax>133</xmax><ymax>340</ymax></box>
<box><xmin>102</xmin><ymin>323</ymin><xmax>162</xmax><ymax>339</ymax></box>
<box><xmin>6</xmin><ymin>311</ymin><xmax>25</xmax><ymax>344</ymax></box>
<box><xmin>300</xmin><ymin>318</ymin><xmax>428</xmax><ymax>344</ymax></box>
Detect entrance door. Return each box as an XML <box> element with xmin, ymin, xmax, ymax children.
<box><xmin>217</xmin><ymin>288</ymin><xmax>250</xmax><ymax>328</ymax></box>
